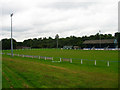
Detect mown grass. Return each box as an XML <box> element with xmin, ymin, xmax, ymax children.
<box><xmin>3</xmin><ymin>49</ymin><xmax>118</xmax><ymax>61</ymax></box>
<box><xmin>2</xmin><ymin>49</ymin><xmax>119</xmax><ymax>88</ymax></box>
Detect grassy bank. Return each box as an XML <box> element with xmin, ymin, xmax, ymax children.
<box><xmin>2</xmin><ymin>49</ymin><xmax>118</xmax><ymax>88</ymax></box>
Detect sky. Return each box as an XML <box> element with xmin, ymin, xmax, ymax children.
<box><xmin>0</xmin><ymin>0</ymin><xmax>119</xmax><ymax>42</ymax></box>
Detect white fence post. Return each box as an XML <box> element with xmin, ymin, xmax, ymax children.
<box><xmin>95</xmin><ymin>60</ymin><xmax>96</xmax><ymax>66</ymax></box>
<box><xmin>81</xmin><ymin>59</ymin><xmax>82</xmax><ymax>64</ymax></box>
<box><xmin>107</xmin><ymin>61</ymin><xmax>109</xmax><ymax>67</ymax></box>
<box><xmin>70</xmin><ymin>59</ymin><xmax>72</xmax><ymax>63</ymax></box>
<box><xmin>60</xmin><ymin>58</ymin><xmax>61</xmax><ymax>62</ymax></box>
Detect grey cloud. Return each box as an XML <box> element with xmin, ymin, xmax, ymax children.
<box><xmin>2</xmin><ymin>26</ymin><xmax>29</xmax><ymax>32</ymax></box>
<box><xmin>38</xmin><ymin>2</ymin><xmax>98</xmax><ymax>10</ymax></box>
<box><xmin>1</xmin><ymin>1</ymin><xmax>29</xmax><ymax>16</ymax></box>
<box><xmin>1</xmin><ymin>0</ymin><xmax>118</xmax><ymax>42</ymax></box>
<box><xmin>13</xmin><ymin>27</ymin><xmax>33</xmax><ymax>33</ymax></box>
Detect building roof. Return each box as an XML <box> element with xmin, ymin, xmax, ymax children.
<box><xmin>83</xmin><ymin>39</ymin><xmax>117</xmax><ymax>44</ymax></box>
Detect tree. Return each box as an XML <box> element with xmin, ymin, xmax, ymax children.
<box><xmin>2</xmin><ymin>38</ymin><xmax>17</xmax><ymax>50</ymax></box>
<box><xmin>1</xmin><ymin>32</ymin><xmax>117</xmax><ymax>49</ymax></box>
<box><xmin>115</xmin><ymin>32</ymin><xmax>120</xmax><ymax>48</ymax></box>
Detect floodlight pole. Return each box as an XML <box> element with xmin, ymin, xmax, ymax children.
<box><xmin>99</xmin><ymin>30</ymin><xmax>101</xmax><ymax>48</ymax></box>
<box><xmin>57</xmin><ymin>38</ymin><xmax>58</xmax><ymax>48</ymax></box>
<box><xmin>10</xmin><ymin>13</ymin><xmax>13</xmax><ymax>57</ymax></box>
<box><xmin>55</xmin><ymin>34</ymin><xmax>59</xmax><ymax>49</ymax></box>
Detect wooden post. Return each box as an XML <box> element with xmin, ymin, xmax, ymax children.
<box><xmin>52</xmin><ymin>57</ymin><xmax>53</xmax><ymax>60</ymax></box>
<box><xmin>45</xmin><ymin>57</ymin><xmax>46</xmax><ymax>60</ymax></box>
<box><xmin>39</xmin><ymin>56</ymin><xmax>40</xmax><ymax>59</ymax></box>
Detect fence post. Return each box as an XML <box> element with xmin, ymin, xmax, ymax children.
<box><xmin>107</xmin><ymin>61</ymin><xmax>109</xmax><ymax>67</ymax></box>
<box><xmin>45</xmin><ymin>57</ymin><xmax>46</xmax><ymax>60</ymax></box>
<box><xmin>52</xmin><ymin>57</ymin><xmax>53</xmax><ymax>60</ymax></box>
<box><xmin>95</xmin><ymin>60</ymin><xmax>96</xmax><ymax>66</ymax></box>
<box><xmin>81</xmin><ymin>59</ymin><xmax>82</xmax><ymax>64</ymax></box>
<box><xmin>60</xmin><ymin>58</ymin><xmax>61</xmax><ymax>62</ymax></box>
<box><xmin>70</xmin><ymin>59</ymin><xmax>72</xmax><ymax>63</ymax></box>
<box><xmin>23</xmin><ymin>55</ymin><xmax>24</xmax><ymax>57</ymax></box>
<box><xmin>39</xmin><ymin>56</ymin><xmax>40</xmax><ymax>59</ymax></box>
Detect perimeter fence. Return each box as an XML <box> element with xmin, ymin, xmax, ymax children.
<box><xmin>1</xmin><ymin>53</ymin><xmax>119</xmax><ymax>67</ymax></box>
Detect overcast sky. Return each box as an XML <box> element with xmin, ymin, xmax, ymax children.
<box><xmin>0</xmin><ymin>0</ymin><xmax>119</xmax><ymax>42</ymax></box>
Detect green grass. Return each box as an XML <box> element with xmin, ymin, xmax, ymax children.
<box><xmin>2</xmin><ymin>49</ymin><xmax>119</xmax><ymax>88</ymax></box>
<box><xmin>3</xmin><ymin>49</ymin><xmax>118</xmax><ymax>61</ymax></box>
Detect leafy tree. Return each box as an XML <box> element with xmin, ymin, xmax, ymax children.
<box><xmin>1</xmin><ymin>33</ymin><xmax>117</xmax><ymax>49</ymax></box>
<box><xmin>2</xmin><ymin>38</ymin><xmax>17</xmax><ymax>50</ymax></box>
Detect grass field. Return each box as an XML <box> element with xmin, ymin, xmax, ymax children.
<box><xmin>2</xmin><ymin>49</ymin><xmax>119</xmax><ymax>88</ymax></box>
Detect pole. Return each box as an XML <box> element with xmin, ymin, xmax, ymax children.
<box><xmin>57</xmin><ymin>38</ymin><xmax>58</xmax><ymax>48</ymax></box>
<box><xmin>95</xmin><ymin>60</ymin><xmax>96</xmax><ymax>66</ymax></box>
<box><xmin>11</xmin><ymin>13</ymin><xmax>13</xmax><ymax>57</ymax></box>
<box><xmin>55</xmin><ymin>34</ymin><xmax>59</xmax><ymax>48</ymax></box>
<box><xmin>99</xmin><ymin>30</ymin><xmax>101</xmax><ymax>49</ymax></box>
<box><xmin>60</xmin><ymin>58</ymin><xmax>61</xmax><ymax>62</ymax></box>
<box><xmin>81</xmin><ymin>59</ymin><xmax>82</xmax><ymax>64</ymax></box>
<box><xmin>107</xmin><ymin>61</ymin><xmax>109</xmax><ymax>67</ymax></box>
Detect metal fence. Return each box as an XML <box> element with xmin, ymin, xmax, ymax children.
<box><xmin>1</xmin><ymin>53</ymin><xmax>119</xmax><ymax>67</ymax></box>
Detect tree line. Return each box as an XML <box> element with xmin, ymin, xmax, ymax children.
<box><xmin>1</xmin><ymin>32</ymin><xmax>120</xmax><ymax>50</ymax></box>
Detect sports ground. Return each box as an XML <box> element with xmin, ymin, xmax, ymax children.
<box><xmin>2</xmin><ymin>49</ymin><xmax>119</xmax><ymax>88</ymax></box>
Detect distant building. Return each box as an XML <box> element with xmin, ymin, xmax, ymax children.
<box><xmin>63</xmin><ymin>46</ymin><xmax>73</xmax><ymax>49</ymax></box>
<box><xmin>22</xmin><ymin>47</ymin><xmax>31</xmax><ymax>49</ymax></box>
<box><xmin>16</xmin><ymin>46</ymin><xmax>31</xmax><ymax>49</ymax></box>
<box><xmin>16</xmin><ymin>46</ymin><xmax>22</xmax><ymax>49</ymax></box>
<box><xmin>83</xmin><ymin>39</ymin><xmax>118</xmax><ymax>49</ymax></box>
<box><xmin>73</xmin><ymin>46</ymin><xmax>80</xmax><ymax>49</ymax></box>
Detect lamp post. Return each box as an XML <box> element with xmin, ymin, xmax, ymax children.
<box><xmin>55</xmin><ymin>34</ymin><xmax>59</xmax><ymax>48</ymax></box>
<box><xmin>99</xmin><ymin>30</ymin><xmax>101</xmax><ymax>48</ymax></box>
<box><xmin>10</xmin><ymin>13</ymin><xmax>13</xmax><ymax>57</ymax></box>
